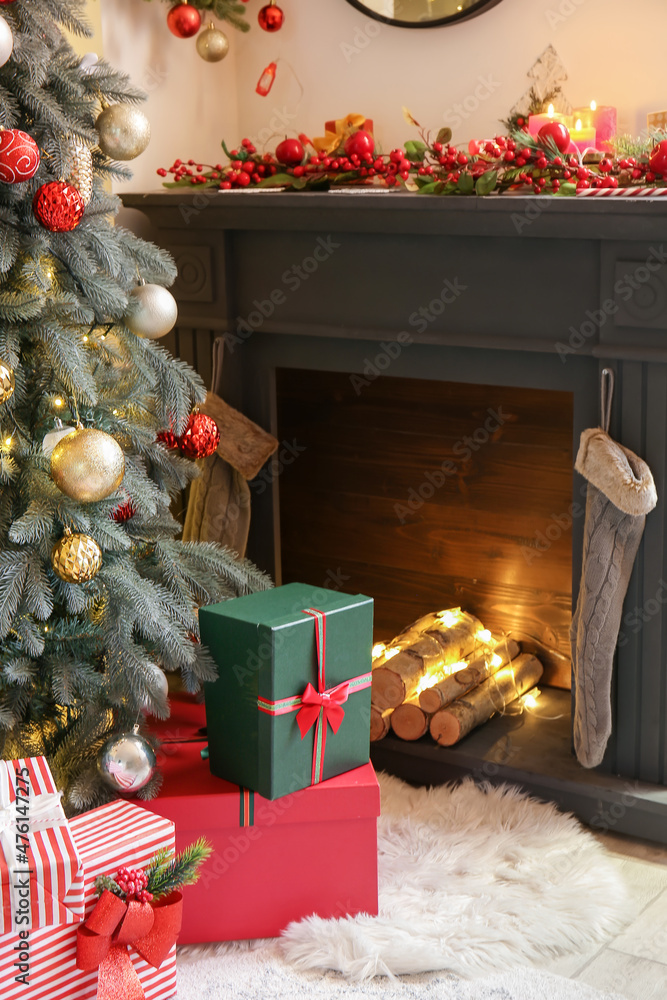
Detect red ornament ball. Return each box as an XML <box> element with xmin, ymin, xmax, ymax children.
<box><xmin>167</xmin><ymin>2</ymin><xmax>202</xmax><ymax>38</ymax></box>
<box><xmin>0</xmin><ymin>129</ymin><xmax>40</xmax><ymax>183</ymax></box>
<box><xmin>344</xmin><ymin>130</ymin><xmax>375</xmax><ymax>159</ymax></box>
<box><xmin>111</xmin><ymin>499</ymin><xmax>136</xmax><ymax>523</ymax></box>
<box><xmin>537</xmin><ymin>121</ymin><xmax>571</xmax><ymax>155</ymax></box>
<box><xmin>649</xmin><ymin>140</ymin><xmax>667</xmax><ymax>177</ymax></box>
<box><xmin>179</xmin><ymin>413</ymin><xmax>220</xmax><ymax>459</ymax></box>
<box><xmin>33</xmin><ymin>182</ymin><xmax>85</xmax><ymax>232</ymax></box>
<box><xmin>156</xmin><ymin>430</ymin><xmax>180</xmax><ymax>449</ymax></box>
<box><xmin>275</xmin><ymin>137</ymin><xmax>304</xmax><ymax>165</ymax></box>
<box><xmin>258</xmin><ymin>2</ymin><xmax>284</xmax><ymax>31</ymax></box>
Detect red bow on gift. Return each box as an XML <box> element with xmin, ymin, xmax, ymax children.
<box><xmin>296</xmin><ymin>681</ymin><xmax>350</xmax><ymax>739</ymax></box>
<box><xmin>76</xmin><ymin>889</ymin><xmax>182</xmax><ymax>1000</ymax></box>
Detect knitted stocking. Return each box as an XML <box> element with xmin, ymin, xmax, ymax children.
<box><xmin>570</xmin><ymin>428</ymin><xmax>657</xmax><ymax>768</ymax></box>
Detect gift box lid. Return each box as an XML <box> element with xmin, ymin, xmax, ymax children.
<box><xmin>69</xmin><ymin>799</ymin><xmax>175</xmax><ymax>880</ymax></box>
<box><xmin>150</xmin><ymin>694</ymin><xmax>380</xmax><ymax>830</ymax></box>
<box><xmin>200</xmin><ymin>582</ymin><xmax>372</xmax><ymax>629</ymax></box>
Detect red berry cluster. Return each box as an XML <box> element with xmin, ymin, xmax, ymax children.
<box><xmin>116</xmin><ymin>866</ymin><xmax>153</xmax><ymax>904</ymax></box>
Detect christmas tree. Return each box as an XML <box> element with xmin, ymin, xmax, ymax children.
<box><xmin>0</xmin><ymin>0</ymin><xmax>270</xmax><ymax>810</ymax></box>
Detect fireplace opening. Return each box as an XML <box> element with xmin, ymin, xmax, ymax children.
<box><xmin>276</xmin><ymin>367</ymin><xmax>574</xmax><ymax>710</ymax></box>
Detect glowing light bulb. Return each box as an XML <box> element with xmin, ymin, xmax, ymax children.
<box><xmin>4</xmin><ymin>436</ymin><xmax>12</xmax><ymax>447</ymax></box>
<box><xmin>112</xmin><ymin>409</ymin><xmax>118</xmax><ymax>416</ymax></box>
<box><xmin>53</xmin><ymin>397</ymin><xmax>64</xmax><ymax>408</ymax></box>
<box><xmin>491</xmin><ymin>653</ymin><xmax>502</xmax><ymax>668</ymax></box>
<box><xmin>83</xmin><ymin>335</ymin><xmax>89</xmax><ymax>342</ymax></box>
<box><xmin>372</xmin><ymin>643</ymin><xmax>386</xmax><ymax>658</ymax></box>
<box><xmin>476</xmin><ymin>629</ymin><xmax>492</xmax><ymax>643</ymax></box>
<box><xmin>384</xmin><ymin>647</ymin><xmax>400</xmax><ymax>661</ymax></box>
<box><xmin>438</xmin><ymin>609</ymin><xmax>461</xmax><ymax>628</ymax></box>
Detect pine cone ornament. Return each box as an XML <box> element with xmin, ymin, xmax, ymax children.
<box><xmin>179</xmin><ymin>413</ymin><xmax>220</xmax><ymax>459</ymax></box>
<box><xmin>66</xmin><ymin>137</ymin><xmax>94</xmax><ymax>205</ymax></box>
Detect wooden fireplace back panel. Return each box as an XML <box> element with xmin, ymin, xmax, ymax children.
<box><xmin>275</xmin><ymin>370</ymin><xmax>574</xmax><ymax>688</ymax></box>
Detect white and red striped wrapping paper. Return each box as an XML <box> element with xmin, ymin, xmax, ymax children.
<box><xmin>0</xmin><ymin>757</ymin><xmax>84</xmax><ymax>935</ymax></box>
<box><xmin>0</xmin><ymin>798</ymin><xmax>177</xmax><ymax>1000</ymax></box>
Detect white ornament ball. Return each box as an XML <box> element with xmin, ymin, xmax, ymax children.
<box><xmin>42</xmin><ymin>424</ymin><xmax>76</xmax><ymax>458</ymax></box>
<box><xmin>79</xmin><ymin>52</ymin><xmax>99</xmax><ymax>76</ymax></box>
<box><xmin>143</xmin><ymin>663</ymin><xmax>169</xmax><ymax>712</ymax></box>
<box><xmin>96</xmin><ymin>104</ymin><xmax>151</xmax><ymax>161</ymax></box>
<box><xmin>0</xmin><ymin>17</ymin><xmax>13</xmax><ymax>69</ymax></box>
<box><xmin>124</xmin><ymin>284</ymin><xmax>178</xmax><ymax>340</ymax></box>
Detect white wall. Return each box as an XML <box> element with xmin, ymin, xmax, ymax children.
<box><xmin>100</xmin><ymin>0</ymin><xmax>239</xmax><ymax>192</ymax></box>
<box><xmin>233</xmin><ymin>0</ymin><xmax>666</xmax><ymax>155</ymax></box>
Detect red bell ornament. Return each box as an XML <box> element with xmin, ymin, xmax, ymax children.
<box><xmin>167</xmin><ymin>1</ymin><xmax>202</xmax><ymax>38</ymax></box>
<box><xmin>179</xmin><ymin>413</ymin><xmax>220</xmax><ymax>459</ymax></box>
<box><xmin>0</xmin><ymin>129</ymin><xmax>40</xmax><ymax>183</ymax></box>
<box><xmin>258</xmin><ymin>1</ymin><xmax>284</xmax><ymax>32</ymax></box>
<box><xmin>33</xmin><ymin>182</ymin><xmax>85</xmax><ymax>232</ymax></box>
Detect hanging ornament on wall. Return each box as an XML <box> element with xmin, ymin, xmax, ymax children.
<box><xmin>33</xmin><ymin>182</ymin><xmax>85</xmax><ymax>232</ymax></box>
<box><xmin>0</xmin><ymin>359</ymin><xmax>14</xmax><ymax>405</ymax></box>
<box><xmin>123</xmin><ymin>282</ymin><xmax>178</xmax><ymax>340</ymax></box>
<box><xmin>0</xmin><ymin>129</ymin><xmax>40</xmax><ymax>183</ymax></box>
<box><xmin>65</xmin><ymin>137</ymin><xmax>94</xmax><ymax>205</ymax></box>
<box><xmin>0</xmin><ymin>16</ymin><xmax>13</xmax><ymax>68</ymax></box>
<box><xmin>42</xmin><ymin>421</ymin><xmax>76</xmax><ymax>458</ymax></box>
<box><xmin>256</xmin><ymin>61</ymin><xmax>278</xmax><ymax>97</ymax></box>
<box><xmin>167</xmin><ymin>1</ymin><xmax>202</xmax><ymax>38</ymax></box>
<box><xmin>50</xmin><ymin>426</ymin><xmax>125</xmax><ymax>502</ymax></box>
<box><xmin>179</xmin><ymin>412</ymin><xmax>220</xmax><ymax>459</ymax></box>
<box><xmin>96</xmin><ymin>104</ymin><xmax>151</xmax><ymax>162</ymax></box>
<box><xmin>98</xmin><ymin>726</ymin><xmax>157</xmax><ymax>793</ymax></box>
<box><xmin>258</xmin><ymin>1</ymin><xmax>284</xmax><ymax>32</ymax></box>
<box><xmin>196</xmin><ymin>22</ymin><xmax>229</xmax><ymax>62</ymax></box>
<box><xmin>51</xmin><ymin>528</ymin><xmax>103</xmax><ymax>583</ymax></box>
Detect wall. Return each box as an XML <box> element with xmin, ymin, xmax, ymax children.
<box><xmin>99</xmin><ymin>0</ymin><xmax>239</xmax><ymax>193</ymax></box>
<box><xmin>66</xmin><ymin>0</ymin><xmax>103</xmax><ymax>56</ymax></box>
<box><xmin>233</xmin><ymin>0</ymin><xmax>666</xmax><ymax>155</ymax></box>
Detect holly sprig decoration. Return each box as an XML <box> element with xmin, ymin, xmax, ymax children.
<box><xmin>94</xmin><ymin>838</ymin><xmax>212</xmax><ymax>903</ymax></box>
<box><xmin>142</xmin><ymin>0</ymin><xmax>250</xmax><ymax>32</ymax></box>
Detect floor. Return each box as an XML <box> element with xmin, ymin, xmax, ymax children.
<box><xmin>541</xmin><ymin>829</ymin><xmax>667</xmax><ymax>999</ymax></box>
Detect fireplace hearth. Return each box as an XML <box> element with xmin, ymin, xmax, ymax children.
<box><xmin>123</xmin><ymin>191</ymin><xmax>667</xmax><ymax>842</ymax></box>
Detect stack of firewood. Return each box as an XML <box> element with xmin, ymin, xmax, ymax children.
<box><xmin>371</xmin><ymin>608</ymin><xmax>543</xmax><ymax>746</ymax></box>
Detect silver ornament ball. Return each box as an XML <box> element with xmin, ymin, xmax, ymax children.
<box><xmin>196</xmin><ymin>24</ymin><xmax>229</xmax><ymax>63</ymax></box>
<box><xmin>96</xmin><ymin>104</ymin><xmax>151</xmax><ymax>161</ymax></box>
<box><xmin>98</xmin><ymin>729</ymin><xmax>157</xmax><ymax>793</ymax></box>
<box><xmin>0</xmin><ymin>16</ymin><xmax>13</xmax><ymax>69</ymax></box>
<box><xmin>124</xmin><ymin>283</ymin><xmax>178</xmax><ymax>340</ymax></box>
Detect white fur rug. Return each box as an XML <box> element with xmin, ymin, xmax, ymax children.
<box><xmin>178</xmin><ymin>774</ymin><xmax>631</xmax><ymax>998</ymax></box>
<box><xmin>281</xmin><ymin>774</ymin><xmax>629</xmax><ymax>979</ymax></box>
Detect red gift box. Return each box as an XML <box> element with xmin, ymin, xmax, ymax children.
<box><xmin>142</xmin><ymin>693</ymin><xmax>380</xmax><ymax>944</ymax></box>
<box><xmin>0</xmin><ymin>799</ymin><xmax>176</xmax><ymax>1000</ymax></box>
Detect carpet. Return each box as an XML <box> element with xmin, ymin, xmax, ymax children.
<box><xmin>178</xmin><ymin>774</ymin><xmax>631</xmax><ymax>998</ymax></box>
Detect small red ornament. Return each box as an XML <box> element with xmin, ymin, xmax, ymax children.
<box><xmin>33</xmin><ymin>182</ymin><xmax>85</xmax><ymax>232</ymax></box>
<box><xmin>179</xmin><ymin>413</ymin><xmax>220</xmax><ymax>459</ymax></box>
<box><xmin>344</xmin><ymin>130</ymin><xmax>375</xmax><ymax>159</ymax></box>
<box><xmin>167</xmin><ymin>2</ymin><xmax>202</xmax><ymax>38</ymax></box>
<box><xmin>649</xmin><ymin>140</ymin><xmax>667</xmax><ymax>177</ymax></box>
<box><xmin>156</xmin><ymin>430</ymin><xmax>179</xmax><ymax>449</ymax></box>
<box><xmin>0</xmin><ymin>129</ymin><xmax>40</xmax><ymax>183</ymax></box>
<box><xmin>256</xmin><ymin>61</ymin><xmax>278</xmax><ymax>97</ymax></box>
<box><xmin>275</xmin><ymin>137</ymin><xmax>304</xmax><ymax>166</ymax></box>
<box><xmin>537</xmin><ymin>121</ymin><xmax>571</xmax><ymax>155</ymax></box>
<box><xmin>258</xmin><ymin>1</ymin><xmax>284</xmax><ymax>32</ymax></box>
<box><xmin>111</xmin><ymin>498</ymin><xmax>136</xmax><ymax>523</ymax></box>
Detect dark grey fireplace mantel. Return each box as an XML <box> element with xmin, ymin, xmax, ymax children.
<box><xmin>123</xmin><ymin>191</ymin><xmax>667</xmax><ymax>841</ymax></box>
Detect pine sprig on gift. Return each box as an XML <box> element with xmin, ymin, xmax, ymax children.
<box><xmin>144</xmin><ymin>838</ymin><xmax>212</xmax><ymax>899</ymax></box>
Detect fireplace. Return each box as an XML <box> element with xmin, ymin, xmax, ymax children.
<box><xmin>122</xmin><ymin>191</ymin><xmax>667</xmax><ymax>842</ymax></box>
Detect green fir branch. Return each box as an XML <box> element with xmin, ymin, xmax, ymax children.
<box><xmin>145</xmin><ymin>838</ymin><xmax>213</xmax><ymax>899</ymax></box>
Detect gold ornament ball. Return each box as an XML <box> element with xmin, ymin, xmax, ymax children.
<box><xmin>124</xmin><ymin>283</ymin><xmax>178</xmax><ymax>340</ymax></box>
<box><xmin>96</xmin><ymin>104</ymin><xmax>151</xmax><ymax>161</ymax></box>
<box><xmin>51</xmin><ymin>532</ymin><xmax>103</xmax><ymax>583</ymax></box>
<box><xmin>50</xmin><ymin>427</ymin><xmax>125</xmax><ymax>503</ymax></box>
<box><xmin>0</xmin><ymin>359</ymin><xmax>14</xmax><ymax>404</ymax></box>
<box><xmin>196</xmin><ymin>25</ymin><xmax>229</xmax><ymax>63</ymax></box>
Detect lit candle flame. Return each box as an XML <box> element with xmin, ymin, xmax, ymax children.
<box><xmin>548</xmin><ymin>104</ymin><xmax>554</xmax><ymax>118</ymax></box>
<box><xmin>575</xmin><ymin>119</ymin><xmax>583</xmax><ymax>132</ymax></box>
<box><xmin>590</xmin><ymin>100</ymin><xmax>597</xmax><ymax>111</ymax></box>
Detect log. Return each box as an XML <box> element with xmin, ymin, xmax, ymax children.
<box><xmin>390</xmin><ymin>701</ymin><xmax>429</xmax><ymax>741</ymax></box>
<box><xmin>418</xmin><ymin>637</ymin><xmax>520</xmax><ymax>713</ymax></box>
<box><xmin>370</xmin><ymin>706</ymin><xmax>392</xmax><ymax>742</ymax></box>
<box><xmin>429</xmin><ymin>653</ymin><xmax>543</xmax><ymax>747</ymax></box>
<box><xmin>371</xmin><ymin>609</ymin><xmax>484</xmax><ymax>710</ymax></box>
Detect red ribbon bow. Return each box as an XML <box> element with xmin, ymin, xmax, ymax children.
<box><xmin>296</xmin><ymin>680</ymin><xmax>351</xmax><ymax>738</ymax></box>
<box><xmin>76</xmin><ymin>889</ymin><xmax>182</xmax><ymax>1000</ymax></box>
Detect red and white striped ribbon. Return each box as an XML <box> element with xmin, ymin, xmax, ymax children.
<box><xmin>576</xmin><ymin>187</ymin><xmax>667</xmax><ymax>197</ymax></box>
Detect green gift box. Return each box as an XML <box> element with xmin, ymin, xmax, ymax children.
<box><xmin>200</xmin><ymin>582</ymin><xmax>374</xmax><ymax>800</ymax></box>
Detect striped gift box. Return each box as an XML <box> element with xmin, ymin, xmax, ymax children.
<box><xmin>0</xmin><ymin>799</ymin><xmax>176</xmax><ymax>1000</ymax></box>
<box><xmin>0</xmin><ymin>757</ymin><xmax>85</xmax><ymax>936</ymax></box>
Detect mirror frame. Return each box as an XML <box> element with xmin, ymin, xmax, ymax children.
<box><xmin>343</xmin><ymin>0</ymin><xmax>504</xmax><ymax>28</ymax></box>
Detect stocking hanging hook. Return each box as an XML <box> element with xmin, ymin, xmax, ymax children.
<box><xmin>600</xmin><ymin>368</ymin><xmax>615</xmax><ymax>434</ymax></box>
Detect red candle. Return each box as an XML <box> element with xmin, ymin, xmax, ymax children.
<box><xmin>572</xmin><ymin>102</ymin><xmax>617</xmax><ymax>150</ymax></box>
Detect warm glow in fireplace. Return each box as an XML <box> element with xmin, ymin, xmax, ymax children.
<box><xmin>414</xmin><ymin>659</ymin><xmax>468</xmax><ymax>696</ymax></box>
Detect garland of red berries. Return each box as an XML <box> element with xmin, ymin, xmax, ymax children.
<box><xmin>158</xmin><ymin>120</ymin><xmax>667</xmax><ymax>197</ymax></box>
